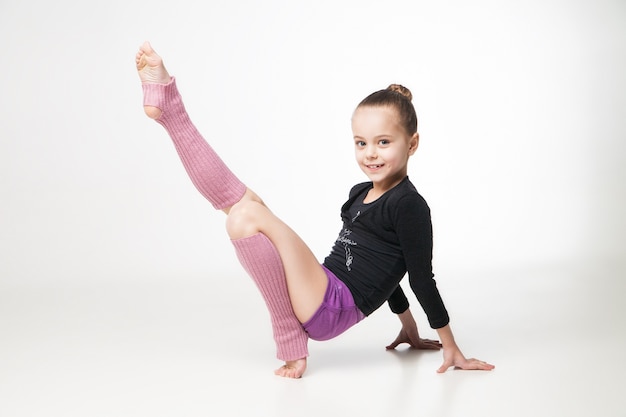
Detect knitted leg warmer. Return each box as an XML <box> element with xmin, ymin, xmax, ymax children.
<box><xmin>142</xmin><ymin>78</ymin><xmax>246</xmax><ymax>210</ymax></box>
<box><xmin>231</xmin><ymin>233</ymin><xmax>309</xmax><ymax>361</ymax></box>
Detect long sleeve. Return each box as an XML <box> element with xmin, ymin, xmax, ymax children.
<box><xmin>393</xmin><ymin>193</ymin><xmax>449</xmax><ymax>329</ymax></box>
<box><xmin>387</xmin><ymin>285</ymin><xmax>410</xmax><ymax>314</ymax></box>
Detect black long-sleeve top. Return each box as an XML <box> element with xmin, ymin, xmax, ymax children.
<box><xmin>323</xmin><ymin>177</ymin><xmax>450</xmax><ymax>329</ymax></box>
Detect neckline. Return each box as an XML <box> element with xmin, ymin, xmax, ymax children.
<box><xmin>362</xmin><ymin>176</ymin><xmax>408</xmax><ymax>204</ymax></box>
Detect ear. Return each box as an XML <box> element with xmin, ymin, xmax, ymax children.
<box><xmin>408</xmin><ymin>133</ymin><xmax>419</xmax><ymax>155</ymax></box>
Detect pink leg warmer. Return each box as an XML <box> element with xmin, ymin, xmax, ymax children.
<box><xmin>142</xmin><ymin>78</ymin><xmax>247</xmax><ymax>210</ymax></box>
<box><xmin>231</xmin><ymin>233</ymin><xmax>309</xmax><ymax>361</ymax></box>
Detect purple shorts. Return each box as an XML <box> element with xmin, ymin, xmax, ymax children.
<box><xmin>303</xmin><ymin>265</ymin><xmax>366</xmax><ymax>341</ymax></box>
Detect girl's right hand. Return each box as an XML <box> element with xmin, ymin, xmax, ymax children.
<box><xmin>386</xmin><ymin>327</ymin><xmax>442</xmax><ymax>350</ymax></box>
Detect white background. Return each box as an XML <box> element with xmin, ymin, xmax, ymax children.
<box><xmin>1</xmin><ymin>1</ymin><xmax>625</xmax><ymax>416</ymax></box>
<box><xmin>2</xmin><ymin>0</ymin><xmax>624</xmax><ymax>282</ymax></box>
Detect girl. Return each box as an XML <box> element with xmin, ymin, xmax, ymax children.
<box><xmin>135</xmin><ymin>42</ymin><xmax>494</xmax><ymax>378</ymax></box>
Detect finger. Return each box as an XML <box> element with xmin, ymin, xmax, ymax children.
<box><xmin>437</xmin><ymin>361</ymin><xmax>452</xmax><ymax>373</ymax></box>
<box><xmin>475</xmin><ymin>361</ymin><xmax>495</xmax><ymax>370</ymax></box>
<box><xmin>423</xmin><ymin>339</ymin><xmax>442</xmax><ymax>348</ymax></box>
<box><xmin>470</xmin><ymin>358</ymin><xmax>494</xmax><ymax>368</ymax></box>
<box><xmin>426</xmin><ymin>343</ymin><xmax>443</xmax><ymax>350</ymax></box>
<box><xmin>460</xmin><ymin>359</ymin><xmax>495</xmax><ymax>371</ymax></box>
<box><xmin>427</xmin><ymin>340</ymin><xmax>443</xmax><ymax>349</ymax></box>
<box><xmin>386</xmin><ymin>340</ymin><xmax>401</xmax><ymax>350</ymax></box>
<box><xmin>417</xmin><ymin>341</ymin><xmax>440</xmax><ymax>350</ymax></box>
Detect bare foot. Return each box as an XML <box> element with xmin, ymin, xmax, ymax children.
<box><xmin>135</xmin><ymin>41</ymin><xmax>171</xmax><ymax>119</ymax></box>
<box><xmin>274</xmin><ymin>358</ymin><xmax>307</xmax><ymax>379</ymax></box>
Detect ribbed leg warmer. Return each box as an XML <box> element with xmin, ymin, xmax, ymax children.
<box><xmin>231</xmin><ymin>233</ymin><xmax>309</xmax><ymax>361</ymax></box>
<box><xmin>142</xmin><ymin>78</ymin><xmax>246</xmax><ymax>210</ymax></box>
<box><xmin>143</xmin><ymin>79</ymin><xmax>307</xmax><ymax>361</ymax></box>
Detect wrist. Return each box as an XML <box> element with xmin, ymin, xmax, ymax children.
<box><xmin>398</xmin><ymin>308</ymin><xmax>416</xmax><ymax>327</ymax></box>
<box><xmin>435</xmin><ymin>324</ymin><xmax>457</xmax><ymax>348</ymax></box>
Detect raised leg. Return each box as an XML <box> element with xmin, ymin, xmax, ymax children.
<box><xmin>136</xmin><ymin>41</ymin><xmax>246</xmax><ymax>211</ymax></box>
<box><xmin>136</xmin><ymin>42</ymin><xmax>327</xmax><ymax>378</ymax></box>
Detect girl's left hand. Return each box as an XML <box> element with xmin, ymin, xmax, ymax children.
<box><xmin>386</xmin><ymin>327</ymin><xmax>442</xmax><ymax>350</ymax></box>
<box><xmin>437</xmin><ymin>345</ymin><xmax>495</xmax><ymax>373</ymax></box>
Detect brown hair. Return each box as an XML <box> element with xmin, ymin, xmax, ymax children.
<box><xmin>357</xmin><ymin>84</ymin><xmax>418</xmax><ymax>136</ymax></box>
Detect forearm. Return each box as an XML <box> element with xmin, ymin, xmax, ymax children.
<box><xmin>397</xmin><ymin>308</ymin><xmax>417</xmax><ymax>328</ymax></box>
<box><xmin>435</xmin><ymin>324</ymin><xmax>458</xmax><ymax>349</ymax></box>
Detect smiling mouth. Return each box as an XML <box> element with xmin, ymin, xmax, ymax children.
<box><xmin>366</xmin><ymin>164</ymin><xmax>384</xmax><ymax>170</ymax></box>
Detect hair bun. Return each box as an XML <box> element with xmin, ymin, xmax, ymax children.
<box><xmin>387</xmin><ymin>84</ymin><xmax>412</xmax><ymax>101</ymax></box>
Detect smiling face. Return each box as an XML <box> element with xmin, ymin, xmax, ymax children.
<box><xmin>352</xmin><ymin>105</ymin><xmax>419</xmax><ymax>198</ymax></box>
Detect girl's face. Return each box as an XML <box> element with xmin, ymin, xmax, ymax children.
<box><xmin>352</xmin><ymin>105</ymin><xmax>419</xmax><ymax>195</ymax></box>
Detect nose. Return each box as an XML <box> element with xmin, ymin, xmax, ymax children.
<box><xmin>365</xmin><ymin>144</ymin><xmax>377</xmax><ymax>159</ymax></box>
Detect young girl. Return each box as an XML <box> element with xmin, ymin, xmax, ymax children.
<box><xmin>135</xmin><ymin>42</ymin><xmax>494</xmax><ymax>378</ymax></box>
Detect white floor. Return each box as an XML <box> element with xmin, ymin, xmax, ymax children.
<box><xmin>1</xmin><ymin>257</ymin><xmax>624</xmax><ymax>417</ymax></box>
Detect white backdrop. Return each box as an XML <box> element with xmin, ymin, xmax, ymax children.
<box><xmin>1</xmin><ymin>0</ymin><xmax>624</xmax><ymax>286</ymax></box>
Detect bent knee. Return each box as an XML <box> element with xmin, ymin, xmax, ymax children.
<box><xmin>226</xmin><ymin>200</ymin><xmax>265</xmax><ymax>239</ymax></box>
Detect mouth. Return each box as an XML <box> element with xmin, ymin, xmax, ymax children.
<box><xmin>365</xmin><ymin>164</ymin><xmax>384</xmax><ymax>170</ymax></box>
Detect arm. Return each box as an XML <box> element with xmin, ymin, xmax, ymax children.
<box><xmin>393</xmin><ymin>194</ymin><xmax>494</xmax><ymax>371</ymax></box>
<box><xmin>385</xmin><ymin>308</ymin><xmax>442</xmax><ymax>350</ymax></box>
<box><xmin>394</xmin><ymin>195</ymin><xmax>450</xmax><ymax>329</ymax></box>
